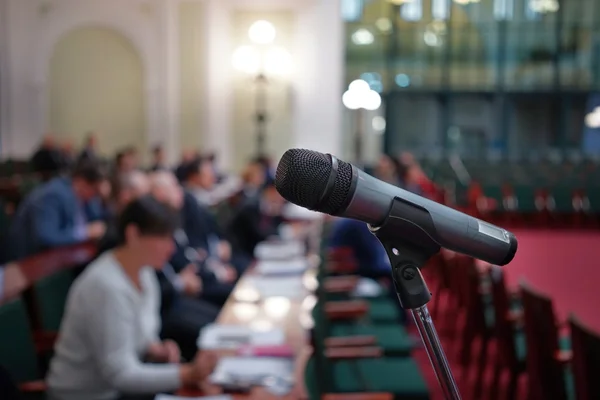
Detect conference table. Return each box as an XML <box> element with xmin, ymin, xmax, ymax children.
<box><xmin>178</xmin><ymin>232</ymin><xmax>319</xmax><ymax>399</ymax></box>
<box><xmin>178</xmin><ymin>271</ymin><xmax>313</xmax><ymax>399</ymax></box>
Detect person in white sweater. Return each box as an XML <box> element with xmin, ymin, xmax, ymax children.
<box><xmin>47</xmin><ymin>196</ymin><xmax>216</xmax><ymax>400</ymax></box>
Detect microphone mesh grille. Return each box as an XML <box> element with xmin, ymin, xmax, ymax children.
<box><xmin>275</xmin><ymin>148</ymin><xmax>354</xmax><ymax>215</ymax></box>
<box><xmin>327</xmin><ymin>159</ymin><xmax>353</xmax><ymax>214</ymax></box>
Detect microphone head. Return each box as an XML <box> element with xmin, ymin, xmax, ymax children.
<box><xmin>275</xmin><ymin>148</ymin><xmax>354</xmax><ymax>215</ymax></box>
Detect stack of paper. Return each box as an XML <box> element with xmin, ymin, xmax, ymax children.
<box><xmin>198</xmin><ymin>324</ymin><xmax>285</xmax><ymax>350</ymax></box>
<box><xmin>282</xmin><ymin>203</ymin><xmax>322</xmax><ymax>221</ymax></box>
<box><xmin>352</xmin><ymin>277</ymin><xmax>384</xmax><ymax>298</ymax></box>
<box><xmin>244</xmin><ymin>276</ymin><xmax>306</xmax><ymax>298</ymax></box>
<box><xmin>255</xmin><ymin>258</ymin><xmax>308</xmax><ymax>276</ymax></box>
<box><xmin>254</xmin><ymin>241</ymin><xmax>305</xmax><ymax>260</ymax></box>
<box><xmin>210</xmin><ymin>356</ymin><xmax>294</xmax><ymax>386</ymax></box>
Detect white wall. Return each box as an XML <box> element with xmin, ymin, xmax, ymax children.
<box><xmin>0</xmin><ymin>0</ymin><xmax>344</xmax><ymax>170</ymax></box>
<box><xmin>2</xmin><ymin>0</ymin><xmax>180</xmax><ymax>161</ymax></box>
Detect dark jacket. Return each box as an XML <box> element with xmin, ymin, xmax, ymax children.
<box><xmin>227</xmin><ymin>198</ymin><xmax>283</xmax><ymax>258</ymax></box>
<box><xmin>6</xmin><ymin>177</ymin><xmax>104</xmax><ymax>261</ymax></box>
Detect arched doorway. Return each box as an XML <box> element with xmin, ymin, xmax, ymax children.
<box><xmin>47</xmin><ymin>27</ymin><xmax>145</xmax><ymax>159</ymax></box>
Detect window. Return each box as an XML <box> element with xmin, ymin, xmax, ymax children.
<box><xmin>401</xmin><ymin>0</ymin><xmax>423</xmax><ymax>21</ymax></box>
<box><xmin>342</xmin><ymin>0</ymin><xmax>364</xmax><ymax>22</ymax></box>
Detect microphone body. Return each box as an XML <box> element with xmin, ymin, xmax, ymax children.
<box><xmin>275</xmin><ymin>149</ymin><xmax>518</xmax><ymax>266</ymax></box>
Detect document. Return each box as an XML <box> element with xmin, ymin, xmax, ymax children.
<box><xmin>244</xmin><ymin>275</ymin><xmax>306</xmax><ymax>298</ymax></box>
<box><xmin>210</xmin><ymin>356</ymin><xmax>294</xmax><ymax>386</ymax></box>
<box><xmin>198</xmin><ymin>324</ymin><xmax>286</xmax><ymax>350</ymax></box>
<box><xmin>254</xmin><ymin>241</ymin><xmax>305</xmax><ymax>260</ymax></box>
<box><xmin>352</xmin><ymin>277</ymin><xmax>384</xmax><ymax>297</ymax></box>
<box><xmin>255</xmin><ymin>258</ymin><xmax>308</xmax><ymax>276</ymax></box>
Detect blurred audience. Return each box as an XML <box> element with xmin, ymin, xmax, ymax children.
<box><xmin>6</xmin><ymin>161</ymin><xmax>107</xmax><ymax>261</ymax></box>
<box><xmin>151</xmin><ymin>171</ymin><xmax>236</xmax><ymax>306</ymax></box>
<box><xmin>241</xmin><ymin>158</ymin><xmax>267</xmax><ymax>202</ymax></box>
<box><xmin>228</xmin><ymin>182</ymin><xmax>285</xmax><ymax>258</ymax></box>
<box><xmin>398</xmin><ymin>152</ymin><xmax>440</xmax><ymax>200</ymax></box>
<box><xmin>374</xmin><ymin>154</ymin><xmax>403</xmax><ymax>186</ymax></box>
<box><xmin>47</xmin><ymin>196</ymin><xmax>216</xmax><ymax>400</ymax></box>
<box><xmin>30</xmin><ymin>135</ymin><xmax>63</xmax><ymax>180</ymax></box>
<box><xmin>78</xmin><ymin>132</ymin><xmax>98</xmax><ymax>163</ymax></box>
<box><xmin>150</xmin><ymin>144</ymin><xmax>167</xmax><ymax>172</ymax></box>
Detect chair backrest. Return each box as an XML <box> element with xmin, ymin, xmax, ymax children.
<box><xmin>570</xmin><ymin>314</ymin><xmax>600</xmax><ymax>400</ymax></box>
<box><xmin>0</xmin><ymin>297</ymin><xmax>39</xmax><ymax>383</ymax></box>
<box><xmin>489</xmin><ymin>266</ymin><xmax>519</xmax><ymax>368</ymax></box>
<box><xmin>463</xmin><ymin>259</ymin><xmax>488</xmax><ymax>334</ymax></box>
<box><xmin>33</xmin><ymin>269</ymin><xmax>75</xmax><ymax>331</ymax></box>
<box><xmin>520</xmin><ymin>282</ymin><xmax>567</xmax><ymax>400</ymax></box>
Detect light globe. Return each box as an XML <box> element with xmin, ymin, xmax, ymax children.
<box><xmin>342</xmin><ymin>90</ymin><xmax>361</xmax><ymax>110</ymax></box>
<box><xmin>348</xmin><ymin>79</ymin><xmax>370</xmax><ymax>93</ymax></box>
<box><xmin>248</xmin><ymin>20</ymin><xmax>276</xmax><ymax>45</ymax></box>
<box><xmin>363</xmin><ymin>90</ymin><xmax>382</xmax><ymax>111</ymax></box>
<box><xmin>232</xmin><ymin>45</ymin><xmax>260</xmax><ymax>74</ymax></box>
<box><xmin>264</xmin><ymin>46</ymin><xmax>293</xmax><ymax>76</ymax></box>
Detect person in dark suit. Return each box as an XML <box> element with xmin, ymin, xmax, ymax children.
<box><xmin>227</xmin><ymin>183</ymin><xmax>285</xmax><ymax>259</ymax></box>
<box><xmin>151</xmin><ymin>171</ymin><xmax>236</xmax><ymax>306</ymax></box>
<box><xmin>30</xmin><ymin>135</ymin><xmax>63</xmax><ymax>181</ymax></box>
<box><xmin>181</xmin><ymin>160</ymin><xmax>251</xmax><ymax>274</ymax></box>
<box><xmin>149</xmin><ymin>144</ymin><xmax>168</xmax><ymax>172</ymax></box>
<box><xmin>7</xmin><ymin>160</ymin><xmax>108</xmax><ymax>261</ymax></box>
<box><xmin>77</xmin><ymin>132</ymin><xmax>98</xmax><ymax>163</ymax></box>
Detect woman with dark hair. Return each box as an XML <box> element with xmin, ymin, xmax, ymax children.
<box><xmin>47</xmin><ymin>196</ymin><xmax>216</xmax><ymax>400</ymax></box>
<box><xmin>374</xmin><ymin>154</ymin><xmax>403</xmax><ymax>186</ymax></box>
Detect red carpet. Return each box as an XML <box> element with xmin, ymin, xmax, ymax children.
<box><xmin>410</xmin><ymin>229</ymin><xmax>600</xmax><ymax>399</ymax></box>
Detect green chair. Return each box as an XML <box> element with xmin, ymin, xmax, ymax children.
<box><xmin>33</xmin><ymin>270</ymin><xmax>76</xmax><ymax>331</ymax></box>
<box><xmin>307</xmin><ymin>303</ymin><xmax>430</xmax><ymax>400</ymax></box>
<box><xmin>550</xmin><ymin>186</ymin><xmax>574</xmax><ymax>214</ymax></box>
<box><xmin>514</xmin><ymin>185</ymin><xmax>538</xmax><ymax>213</ymax></box>
<box><xmin>317</xmin><ymin>260</ymin><xmax>400</xmax><ymax>324</ymax></box>
<box><xmin>312</xmin><ymin>300</ymin><xmax>414</xmax><ymax>357</ymax></box>
<box><xmin>0</xmin><ymin>298</ymin><xmax>40</xmax><ymax>383</ymax></box>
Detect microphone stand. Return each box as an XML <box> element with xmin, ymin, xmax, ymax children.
<box><xmin>369</xmin><ymin>197</ymin><xmax>461</xmax><ymax>400</ymax></box>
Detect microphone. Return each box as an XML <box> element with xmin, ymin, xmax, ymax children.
<box><xmin>275</xmin><ymin>148</ymin><xmax>518</xmax><ymax>266</ymax></box>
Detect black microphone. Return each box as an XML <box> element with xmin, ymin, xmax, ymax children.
<box><xmin>275</xmin><ymin>148</ymin><xmax>518</xmax><ymax>266</ymax></box>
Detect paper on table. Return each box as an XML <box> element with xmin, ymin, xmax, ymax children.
<box><xmin>198</xmin><ymin>324</ymin><xmax>286</xmax><ymax>349</ymax></box>
<box><xmin>244</xmin><ymin>276</ymin><xmax>306</xmax><ymax>299</ymax></box>
<box><xmin>255</xmin><ymin>258</ymin><xmax>308</xmax><ymax>276</ymax></box>
<box><xmin>352</xmin><ymin>277</ymin><xmax>384</xmax><ymax>298</ymax></box>
<box><xmin>155</xmin><ymin>395</ymin><xmax>232</xmax><ymax>400</ymax></box>
<box><xmin>210</xmin><ymin>356</ymin><xmax>294</xmax><ymax>386</ymax></box>
<box><xmin>282</xmin><ymin>203</ymin><xmax>322</xmax><ymax>221</ymax></box>
<box><xmin>254</xmin><ymin>241</ymin><xmax>305</xmax><ymax>260</ymax></box>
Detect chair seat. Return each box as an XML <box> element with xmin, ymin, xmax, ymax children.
<box><xmin>514</xmin><ymin>332</ymin><xmax>571</xmax><ymax>362</ymax></box>
<box><xmin>367</xmin><ymin>298</ymin><xmax>400</xmax><ymax>323</ymax></box>
<box><xmin>304</xmin><ymin>356</ymin><xmax>429</xmax><ymax>400</ymax></box>
<box><xmin>331</xmin><ymin>324</ymin><xmax>415</xmax><ymax>356</ymax></box>
<box><xmin>335</xmin><ymin>358</ymin><xmax>430</xmax><ymax>398</ymax></box>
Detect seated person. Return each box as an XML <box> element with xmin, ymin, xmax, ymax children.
<box><xmin>150</xmin><ymin>171</ymin><xmax>235</xmax><ymax>306</ymax></box>
<box><xmin>227</xmin><ymin>183</ymin><xmax>285</xmax><ymax>259</ymax></box>
<box><xmin>99</xmin><ymin>171</ymin><xmax>218</xmax><ymax>361</ymax></box>
<box><xmin>46</xmin><ymin>196</ymin><xmax>216</xmax><ymax>400</ymax></box>
<box><xmin>0</xmin><ymin>263</ymin><xmax>27</xmax><ymax>301</ymax></box>
<box><xmin>240</xmin><ymin>159</ymin><xmax>268</xmax><ymax>203</ymax></box>
<box><xmin>167</xmin><ymin>167</ymin><xmax>248</xmax><ymax>276</ymax></box>
<box><xmin>328</xmin><ymin>217</ymin><xmax>406</xmax><ymax>323</ymax></box>
<box><xmin>183</xmin><ymin>156</ymin><xmax>240</xmax><ymax>207</ymax></box>
<box><xmin>7</xmin><ymin>160</ymin><xmax>107</xmax><ymax>261</ymax></box>
<box><xmin>328</xmin><ymin>217</ymin><xmax>392</xmax><ymax>280</ymax></box>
